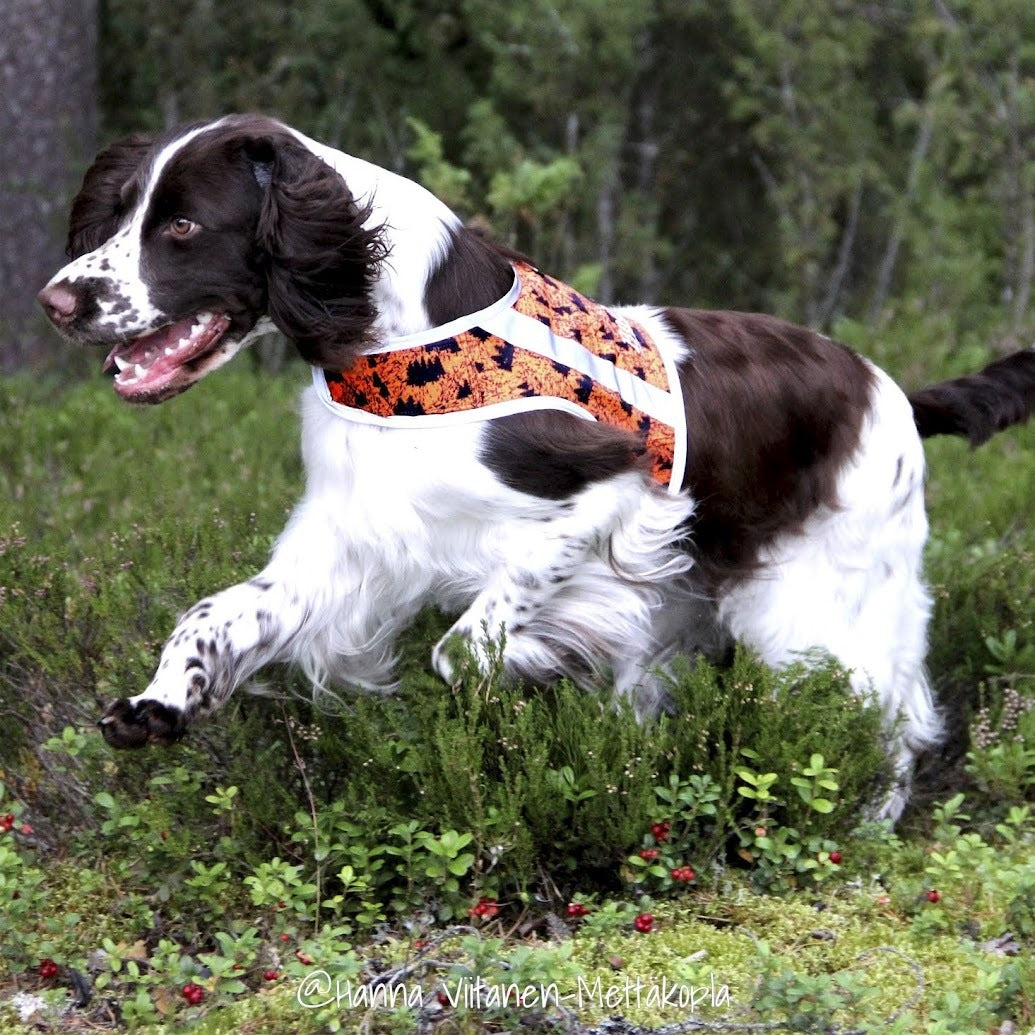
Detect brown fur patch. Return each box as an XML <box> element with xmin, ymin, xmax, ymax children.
<box><xmin>424</xmin><ymin>227</ymin><xmax>516</xmax><ymax>325</ymax></box>
<box><xmin>480</xmin><ymin>409</ymin><xmax>647</xmax><ymax>500</ymax></box>
<box><xmin>665</xmin><ymin>308</ymin><xmax>874</xmax><ymax>586</ymax></box>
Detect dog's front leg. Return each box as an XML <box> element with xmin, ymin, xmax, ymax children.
<box><xmin>99</xmin><ymin>577</ymin><xmax>308</xmax><ymax>748</ymax></box>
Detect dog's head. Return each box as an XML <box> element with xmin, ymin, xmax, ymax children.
<box><xmin>38</xmin><ymin>114</ymin><xmax>386</xmax><ymax>402</ymax></box>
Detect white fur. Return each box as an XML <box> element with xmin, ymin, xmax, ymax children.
<box><xmin>142</xmin><ymin>390</ymin><xmax>697</xmax><ymax>707</ymax></box>
<box><xmin>135</xmin><ymin>340</ymin><xmax>937</xmax><ymax>819</ymax></box>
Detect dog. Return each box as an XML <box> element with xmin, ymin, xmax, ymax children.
<box><xmin>39</xmin><ymin>113</ymin><xmax>1035</xmax><ymax>821</ymax></box>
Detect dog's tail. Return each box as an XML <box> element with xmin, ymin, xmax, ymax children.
<box><xmin>909</xmin><ymin>348</ymin><xmax>1035</xmax><ymax>445</ymax></box>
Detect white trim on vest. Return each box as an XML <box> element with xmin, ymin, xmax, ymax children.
<box><xmin>313</xmin><ymin>267</ymin><xmax>688</xmax><ymax>495</ymax></box>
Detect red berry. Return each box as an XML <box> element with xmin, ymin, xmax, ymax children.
<box><xmin>263</xmin><ymin>969</ymin><xmax>279</xmax><ymax>981</ymax></box>
<box><xmin>295</xmin><ymin>951</ymin><xmax>313</xmax><ymax>966</ymax></box>
<box><xmin>639</xmin><ymin>848</ymin><xmax>659</xmax><ymax>861</ymax></box>
<box><xmin>39</xmin><ymin>959</ymin><xmax>59</xmax><ymax>979</ymax></box>
<box><xmin>650</xmin><ymin>822</ymin><xmax>670</xmax><ymax>843</ymax></box>
<box><xmin>182</xmin><ymin>983</ymin><xmax>204</xmax><ymax>1006</ymax></box>
<box><xmin>927</xmin><ymin>889</ymin><xmax>941</xmax><ymax>903</ymax></box>
<box><xmin>672</xmin><ymin>866</ymin><xmax>695</xmax><ymax>882</ymax></box>
<box><xmin>468</xmin><ymin>896</ymin><xmax>499</xmax><ymax>920</ymax></box>
<box><xmin>279</xmin><ymin>933</ymin><xmax>291</xmax><ymax>942</ymax></box>
<box><xmin>436</xmin><ymin>990</ymin><xmax>450</xmax><ymax>1008</ymax></box>
<box><xmin>828</xmin><ymin>851</ymin><xmax>842</xmax><ymax>865</ymax></box>
<box><xmin>633</xmin><ymin>913</ymin><xmax>654</xmax><ymax>933</ymax></box>
<box><xmin>19</xmin><ymin>823</ymin><xmax>33</xmax><ymax>835</ymax></box>
<box><xmin>566</xmin><ymin>902</ymin><xmax>589</xmax><ymax>918</ymax></box>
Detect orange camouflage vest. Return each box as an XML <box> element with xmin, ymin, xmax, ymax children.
<box><xmin>313</xmin><ymin>264</ymin><xmax>687</xmax><ymax>494</ymax></box>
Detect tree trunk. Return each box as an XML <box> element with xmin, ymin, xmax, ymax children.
<box><xmin>0</xmin><ymin>0</ymin><xmax>97</xmax><ymax>371</ymax></box>
<box><xmin>868</xmin><ymin>112</ymin><xmax>933</xmax><ymax>326</ymax></box>
<box><xmin>1004</xmin><ymin>49</ymin><xmax>1034</xmax><ymax>335</ymax></box>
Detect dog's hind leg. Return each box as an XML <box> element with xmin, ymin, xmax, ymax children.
<box><xmin>715</xmin><ymin>368</ymin><xmax>940</xmax><ymax>822</ymax></box>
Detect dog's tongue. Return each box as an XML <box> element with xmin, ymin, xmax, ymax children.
<box><xmin>104</xmin><ymin>317</ymin><xmax>198</xmax><ymax>372</ymax></box>
<box><xmin>104</xmin><ymin>312</ymin><xmax>230</xmax><ymax>398</ymax></box>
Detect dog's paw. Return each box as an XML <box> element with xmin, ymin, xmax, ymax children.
<box><xmin>431</xmin><ymin>639</ymin><xmax>458</xmax><ymax>685</ymax></box>
<box><xmin>98</xmin><ymin>698</ymin><xmax>186</xmax><ymax>749</ymax></box>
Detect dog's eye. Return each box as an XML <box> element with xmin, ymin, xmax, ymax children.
<box><xmin>168</xmin><ymin>217</ymin><xmax>198</xmax><ymax>238</ymax></box>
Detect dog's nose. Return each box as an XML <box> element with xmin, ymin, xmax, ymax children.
<box><xmin>37</xmin><ymin>282</ymin><xmax>79</xmax><ymax>327</ymax></box>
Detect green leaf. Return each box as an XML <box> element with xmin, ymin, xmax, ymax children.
<box><xmin>447</xmin><ymin>852</ymin><xmax>475</xmax><ymax>876</ymax></box>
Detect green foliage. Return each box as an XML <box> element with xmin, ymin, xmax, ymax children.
<box><xmin>7</xmin><ymin>5</ymin><xmax>1035</xmax><ymax>1027</ymax></box>
<box><xmin>244</xmin><ymin>858</ymin><xmax>318</xmax><ymax>913</ymax></box>
<box><xmin>3</xmin><ymin>319</ymin><xmax>1035</xmax><ymax>1033</ymax></box>
<box><xmin>0</xmin><ymin>374</ymin><xmax>893</xmax><ymax>960</ymax></box>
<box><xmin>404</xmin><ymin>117</ymin><xmax>473</xmax><ymax>211</ymax></box>
<box><xmin>81</xmin><ymin>0</ymin><xmax>1035</xmax><ymax>342</ymax></box>
<box><xmin>967</xmin><ymin>678</ymin><xmax>1035</xmax><ymax>804</ymax></box>
<box><xmin>752</xmin><ymin>939</ymin><xmax>879</xmax><ymax>1032</ymax></box>
<box><xmin>912</xmin><ymin>796</ymin><xmax>1035</xmax><ymax>946</ymax></box>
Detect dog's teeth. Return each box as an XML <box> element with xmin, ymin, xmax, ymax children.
<box><xmin>197</xmin><ymin>312</ymin><xmax>213</xmax><ymax>326</ymax></box>
<box><xmin>133</xmin><ymin>363</ymin><xmax>146</xmax><ymax>378</ymax></box>
<box><xmin>113</xmin><ymin>355</ymin><xmax>130</xmax><ymax>372</ymax></box>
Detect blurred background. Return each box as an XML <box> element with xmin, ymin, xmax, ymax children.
<box><xmin>3</xmin><ymin>0</ymin><xmax>1034</xmax><ymax>378</ymax></box>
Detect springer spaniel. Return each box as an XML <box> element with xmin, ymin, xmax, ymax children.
<box><xmin>39</xmin><ymin>114</ymin><xmax>1035</xmax><ymax>821</ymax></box>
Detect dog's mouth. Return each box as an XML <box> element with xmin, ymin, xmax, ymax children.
<box><xmin>103</xmin><ymin>311</ymin><xmax>233</xmax><ymax>402</ymax></box>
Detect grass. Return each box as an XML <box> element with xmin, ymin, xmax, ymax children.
<box><xmin>1</xmin><ymin>357</ymin><xmax>1034</xmax><ymax>1033</ymax></box>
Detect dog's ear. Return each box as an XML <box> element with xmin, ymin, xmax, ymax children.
<box><xmin>67</xmin><ymin>134</ymin><xmax>154</xmax><ymax>258</ymax></box>
<box><xmin>249</xmin><ymin>134</ymin><xmax>387</xmax><ymax>369</ymax></box>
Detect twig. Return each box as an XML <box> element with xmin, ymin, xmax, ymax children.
<box><xmin>280</xmin><ymin>702</ymin><xmax>323</xmax><ymax>930</ymax></box>
<box><xmin>365</xmin><ymin>925</ymin><xmax>482</xmax><ymax>988</ymax></box>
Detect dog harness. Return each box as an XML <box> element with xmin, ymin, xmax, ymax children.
<box><xmin>313</xmin><ymin>263</ymin><xmax>687</xmax><ymax>494</ymax></box>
